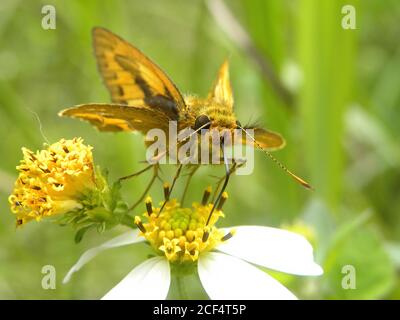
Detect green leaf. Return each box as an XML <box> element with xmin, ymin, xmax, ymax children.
<box><xmin>85</xmin><ymin>207</ymin><xmax>112</xmax><ymax>222</ymax></box>
<box><xmin>109</xmin><ymin>180</ymin><xmax>123</xmax><ymax>211</ymax></box>
<box><xmin>74</xmin><ymin>226</ymin><xmax>92</xmax><ymax>244</ymax></box>
<box><xmin>97</xmin><ymin>222</ymin><xmax>106</xmax><ymax>234</ymax></box>
<box><xmin>113</xmin><ymin>200</ymin><xmax>129</xmax><ymax>220</ymax></box>
<box><xmin>323</xmin><ymin>226</ymin><xmax>395</xmax><ymax>299</ymax></box>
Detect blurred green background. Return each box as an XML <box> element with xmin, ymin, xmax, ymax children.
<box><xmin>1</xmin><ymin>0</ymin><xmax>400</xmax><ymax>299</ymax></box>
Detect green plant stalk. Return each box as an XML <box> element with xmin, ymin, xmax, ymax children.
<box><xmin>120</xmin><ymin>214</ymin><xmax>137</xmax><ymax>229</ymax></box>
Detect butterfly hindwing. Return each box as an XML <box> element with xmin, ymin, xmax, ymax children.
<box><xmin>92</xmin><ymin>27</ymin><xmax>186</xmax><ymax>120</ymax></box>
<box><xmin>242</xmin><ymin>127</ymin><xmax>286</xmax><ymax>151</ymax></box>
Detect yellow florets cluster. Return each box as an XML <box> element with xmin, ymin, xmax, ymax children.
<box><xmin>8</xmin><ymin>138</ymin><xmax>96</xmax><ymax>225</ymax></box>
<box><xmin>135</xmin><ymin>190</ymin><xmax>229</xmax><ymax>263</ymax></box>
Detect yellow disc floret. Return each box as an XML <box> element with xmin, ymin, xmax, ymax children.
<box><xmin>135</xmin><ymin>189</ymin><xmax>228</xmax><ymax>263</ymax></box>
<box><xmin>8</xmin><ymin>138</ymin><xmax>96</xmax><ymax>225</ymax></box>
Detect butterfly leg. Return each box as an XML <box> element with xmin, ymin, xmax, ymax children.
<box><xmin>158</xmin><ymin>163</ymin><xmax>183</xmax><ymax>215</ymax></box>
<box><xmin>204</xmin><ymin>141</ymin><xmax>237</xmax><ymax>227</ymax></box>
<box><xmin>129</xmin><ymin>163</ymin><xmax>159</xmax><ymax>212</ymax></box>
<box><xmin>180</xmin><ymin>164</ymin><xmax>201</xmax><ymax>205</ymax></box>
<box><xmin>210</xmin><ymin>158</ymin><xmax>246</xmax><ymax>202</ymax></box>
<box><xmin>118</xmin><ymin>163</ymin><xmax>154</xmax><ymax>182</ymax></box>
<box><xmin>205</xmin><ymin>162</ymin><xmax>237</xmax><ymax>228</ymax></box>
<box><xmin>210</xmin><ymin>162</ymin><xmax>237</xmax><ymax>203</ymax></box>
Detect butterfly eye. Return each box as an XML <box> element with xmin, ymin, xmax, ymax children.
<box><xmin>236</xmin><ymin>120</ymin><xmax>242</xmax><ymax>128</ymax></box>
<box><xmin>194</xmin><ymin>114</ymin><xmax>211</xmax><ymax>131</ymax></box>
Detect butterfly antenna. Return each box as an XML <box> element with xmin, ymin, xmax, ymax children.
<box><xmin>179</xmin><ymin>121</ymin><xmax>212</xmax><ymax>143</ymax></box>
<box><xmin>239</xmin><ymin>125</ymin><xmax>313</xmax><ymax>190</ymax></box>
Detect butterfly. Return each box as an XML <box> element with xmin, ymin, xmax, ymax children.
<box><xmin>59</xmin><ymin>27</ymin><xmax>311</xmax><ymax>219</ymax></box>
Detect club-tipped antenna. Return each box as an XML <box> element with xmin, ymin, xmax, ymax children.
<box><xmin>180</xmin><ymin>121</ymin><xmax>211</xmax><ymax>143</ymax></box>
<box><xmin>238</xmin><ymin>125</ymin><xmax>313</xmax><ymax>190</ymax></box>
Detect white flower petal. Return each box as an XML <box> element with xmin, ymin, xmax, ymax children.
<box><xmin>63</xmin><ymin>230</ymin><xmax>144</xmax><ymax>283</ymax></box>
<box><xmin>217</xmin><ymin>226</ymin><xmax>323</xmax><ymax>276</ymax></box>
<box><xmin>198</xmin><ymin>252</ymin><xmax>297</xmax><ymax>300</ymax></box>
<box><xmin>102</xmin><ymin>257</ymin><xmax>170</xmax><ymax>300</ymax></box>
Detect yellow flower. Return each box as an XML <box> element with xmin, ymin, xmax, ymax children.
<box><xmin>184</xmin><ymin>241</ymin><xmax>200</xmax><ymax>261</ymax></box>
<box><xmin>9</xmin><ymin>138</ymin><xmax>97</xmax><ymax>226</ymax></box>
<box><xmin>134</xmin><ymin>189</ymin><xmax>227</xmax><ymax>263</ymax></box>
<box><xmin>159</xmin><ymin>238</ymin><xmax>182</xmax><ymax>261</ymax></box>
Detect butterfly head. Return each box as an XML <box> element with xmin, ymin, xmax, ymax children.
<box><xmin>191</xmin><ymin>100</ymin><xmax>240</xmax><ymax>132</ymax></box>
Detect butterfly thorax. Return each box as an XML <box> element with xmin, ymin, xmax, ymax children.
<box><xmin>179</xmin><ymin>95</ymin><xmax>238</xmax><ymax>132</ymax></box>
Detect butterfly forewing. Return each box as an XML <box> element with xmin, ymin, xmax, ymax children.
<box><xmin>207</xmin><ymin>60</ymin><xmax>234</xmax><ymax>111</ymax></box>
<box><xmin>92</xmin><ymin>27</ymin><xmax>186</xmax><ymax>120</ymax></box>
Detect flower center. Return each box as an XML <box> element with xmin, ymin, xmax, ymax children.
<box><xmin>134</xmin><ymin>186</ymin><xmax>229</xmax><ymax>263</ymax></box>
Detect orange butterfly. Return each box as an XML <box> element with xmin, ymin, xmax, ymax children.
<box><xmin>59</xmin><ymin>27</ymin><xmax>311</xmax><ymax>218</ymax></box>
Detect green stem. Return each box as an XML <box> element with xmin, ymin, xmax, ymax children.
<box><xmin>167</xmin><ymin>264</ymin><xmax>209</xmax><ymax>299</ymax></box>
<box><xmin>176</xmin><ymin>274</ymin><xmax>189</xmax><ymax>300</ymax></box>
<box><xmin>120</xmin><ymin>214</ymin><xmax>137</xmax><ymax>229</ymax></box>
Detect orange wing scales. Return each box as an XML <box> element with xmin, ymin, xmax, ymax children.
<box><xmin>208</xmin><ymin>60</ymin><xmax>234</xmax><ymax>110</ymax></box>
<box><xmin>59</xmin><ymin>103</ymin><xmax>170</xmax><ymax>133</ymax></box>
<box><xmin>242</xmin><ymin>127</ymin><xmax>286</xmax><ymax>151</ymax></box>
<box><xmin>92</xmin><ymin>27</ymin><xmax>186</xmax><ymax>120</ymax></box>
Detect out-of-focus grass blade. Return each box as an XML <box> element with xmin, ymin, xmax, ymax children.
<box><xmin>297</xmin><ymin>0</ymin><xmax>357</xmax><ymax>209</ymax></box>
